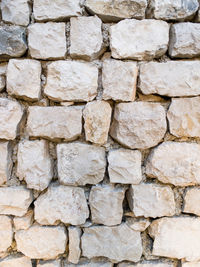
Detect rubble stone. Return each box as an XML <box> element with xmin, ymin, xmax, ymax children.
<box><xmin>0</xmin><ymin>142</ymin><xmax>12</xmax><ymax>186</ymax></box>
<box><xmin>0</xmin><ymin>216</ymin><xmax>13</xmax><ymax>253</ymax></box>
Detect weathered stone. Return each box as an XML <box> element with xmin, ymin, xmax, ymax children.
<box><xmin>182</xmin><ymin>262</ymin><xmax>200</xmax><ymax>267</ymax></box>
<box><xmin>34</xmin><ymin>184</ymin><xmax>89</xmax><ymax>225</ymax></box>
<box><xmin>0</xmin><ymin>63</ymin><xmax>7</xmax><ymax>92</ymax></box>
<box><xmin>14</xmin><ymin>210</ymin><xmax>34</xmax><ymax>230</ymax></box>
<box><xmin>126</xmin><ymin>218</ymin><xmax>150</xmax><ymax>232</ymax></box>
<box><xmin>33</xmin><ymin>0</ymin><xmax>81</xmax><ymax>21</ymax></box>
<box><xmin>127</xmin><ymin>184</ymin><xmax>175</xmax><ymax>218</ymax></box>
<box><xmin>0</xmin><ymin>216</ymin><xmax>12</xmax><ymax>253</ymax></box>
<box><xmin>44</xmin><ymin>61</ymin><xmax>98</xmax><ymax>102</ymax></box>
<box><xmin>0</xmin><ymin>98</ymin><xmax>23</xmax><ymax>140</ymax></box>
<box><xmin>7</xmin><ymin>59</ymin><xmax>41</xmax><ymax>101</ymax></box>
<box><xmin>147</xmin><ymin>0</ymin><xmax>199</xmax><ymax>21</ymax></box>
<box><xmin>85</xmin><ymin>0</ymin><xmax>147</xmax><ymax>21</ymax></box>
<box><xmin>169</xmin><ymin>23</ymin><xmax>200</xmax><ymax>58</ymax></box>
<box><xmin>64</xmin><ymin>259</ymin><xmax>113</xmax><ymax>266</ymax></box>
<box><xmin>82</xmin><ymin>223</ymin><xmax>142</xmax><ymax>263</ymax></box>
<box><xmin>26</xmin><ymin>106</ymin><xmax>82</xmax><ymax>141</ymax></box>
<box><xmin>0</xmin><ymin>25</ymin><xmax>27</xmax><ymax>59</ymax></box>
<box><xmin>110</xmin><ymin>19</ymin><xmax>169</xmax><ymax>60</ymax></box>
<box><xmin>15</xmin><ymin>224</ymin><xmax>67</xmax><ymax>259</ymax></box>
<box><xmin>68</xmin><ymin>226</ymin><xmax>81</xmax><ymax>264</ymax></box>
<box><xmin>28</xmin><ymin>22</ymin><xmax>66</xmax><ymax>59</ymax></box>
<box><xmin>149</xmin><ymin>217</ymin><xmax>200</xmax><ymax>261</ymax></box>
<box><xmin>167</xmin><ymin>97</ymin><xmax>200</xmax><ymax>137</ymax></box>
<box><xmin>0</xmin><ymin>142</ymin><xmax>12</xmax><ymax>186</ymax></box>
<box><xmin>139</xmin><ymin>61</ymin><xmax>200</xmax><ymax>97</ymax></box>
<box><xmin>146</xmin><ymin>142</ymin><xmax>200</xmax><ymax>186</ymax></box>
<box><xmin>57</xmin><ymin>143</ymin><xmax>106</xmax><ymax>186</ymax></box>
<box><xmin>183</xmin><ymin>188</ymin><xmax>200</xmax><ymax>216</ymax></box>
<box><xmin>118</xmin><ymin>261</ymin><xmax>175</xmax><ymax>267</ymax></box>
<box><xmin>70</xmin><ymin>16</ymin><xmax>104</xmax><ymax>61</ymax></box>
<box><xmin>110</xmin><ymin>102</ymin><xmax>166</xmax><ymax>149</ymax></box>
<box><xmin>89</xmin><ymin>184</ymin><xmax>125</xmax><ymax>226</ymax></box>
<box><xmin>83</xmin><ymin>101</ymin><xmax>112</xmax><ymax>145</ymax></box>
<box><xmin>17</xmin><ymin>140</ymin><xmax>53</xmax><ymax>191</ymax></box>
<box><xmin>1</xmin><ymin>0</ymin><xmax>30</xmax><ymax>26</ymax></box>
<box><xmin>37</xmin><ymin>260</ymin><xmax>61</xmax><ymax>267</ymax></box>
<box><xmin>0</xmin><ymin>255</ymin><xmax>32</xmax><ymax>267</ymax></box>
<box><xmin>108</xmin><ymin>149</ymin><xmax>142</xmax><ymax>184</ymax></box>
<box><xmin>102</xmin><ymin>59</ymin><xmax>138</xmax><ymax>101</ymax></box>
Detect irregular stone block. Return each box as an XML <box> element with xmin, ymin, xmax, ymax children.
<box><xmin>64</xmin><ymin>258</ymin><xmax>113</xmax><ymax>266</ymax></box>
<box><xmin>68</xmin><ymin>226</ymin><xmax>81</xmax><ymax>264</ymax></box>
<box><xmin>14</xmin><ymin>210</ymin><xmax>34</xmax><ymax>230</ymax></box>
<box><xmin>85</xmin><ymin>0</ymin><xmax>147</xmax><ymax>21</ymax></box>
<box><xmin>169</xmin><ymin>23</ymin><xmax>200</xmax><ymax>58</ymax></box>
<box><xmin>0</xmin><ymin>255</ymin><xmax>32</xmax><ymax>267</ymax></box>
<box><xmin>139</xmin><ymin>61</ymin><xmax>200</xmax><ymax>97</ymax></box>
<box><xmin>110</xmin><ymin>102</ymin><xmax>166</xmax><ymax>149</ymax></box>
<box><xmin>183</xmin><ymin>188</ymin><xmax>200</xmax><ymax>216</ymax></box>
<box><xmin>0</xmin><ymin>216</ymin><xmax>13</xmax><ymax>253</ymax></box>
<box><xmin>127</xmin><ymin>183</ymin><xmax>175</xmax><ymax>218</ymax></box>
<box><xmin>108</xmin><ymin>148</ymin><xmax>142</xmax><ymax>184</ymax></box>
<box><xmin>83</xmin><ymin>101</ymin><xmax>112</xmax><ymax>145</ymax></box>
<box><xmin>33</xmin><ymin>0</ymin><xmax>81</xmax><ymax>21</ymax></box>
<box><xmin>0</xmin><ymin>142</ymin><xmax>12</xmax><ymax>186</ymax></box>
<box><xmin>26</xmin><ymin>106</ymin><xmax>82</xmax><ymax>141</ymax></box>
<box><xmin>17</xmin><ymin>140</ymin><xmax>53</xmax><ymax>191</ymax></box>
<box><xmin>28</xmin><ymin>22</ymin><xmax>66</xmax><ymax>59</ymax></box>
<box><xmin>182</xmin><ymin>262</ymin><xmax>200</xmax><ymax>267</ymax></box>
<box><xmin>57</xmin><ymin>143</ymin><xmax>106</xmax><ymax>186</ymax></box>
<box><xmin>44</xmin><ymin>61</ymin><xmax>98</xmax><ymax>102</ymax></box>
<box><xmin>118</xmin><ymin>261</ymin><xmax>175</xmax><ymax>267</ymax></box>
<box><xmin>110</xmin><ymin>19</ymin><xmax>169</xmax><ymax>60</ymax></box>
<box><xmin>15</xmin><ymin>224</ymin><xmax>67</xmax><ymax>260</ymax></box>
<box><xmin>89</xmin><ymin>184</ymin><xmax>125</xmax><ymax>226</ymax></box>
<box><xmin>0</xmin><ymin>25</ymin><xmax>27</xmax><ymax>59</ymax></box>
<box><xmin>37</xmin><ymin>260</ymin><xmax>61</xmax><ymax>267</ymax></box>
<box><xmin>34</xmin><ymin>184</ymin><xmax>89</xmax><ymax>225</ymax></box>
<box><xmin>146</xmin><ymin>142</ymin><xmax>200</xmax><ymax>186</ymax></box>
<box><xmin>7</xmin><ymin>59</ymin><xmax>41</xmax><ymax>101</ymax></box>
<box><xmin>82</xmin><ymin>223</ymin><xmax>142</xmax><ymax>263</ymax></box>
<box><xmin>70</xmin><ymin>16</ymin><xmax>104</xmax><ymax>60</ymax></box>
<box><xmin>0</xmin><ymin>63</ymin><xmax>7</xmax><ymax>92</ymax></box>
<box><xmin>1</xmin><ymin>0</ymin><xmax>30</xmax><ymax>26</ymax></box>
<box><xmin>126</xmin><ymin>218</ymin><xmax>150</xmax><ymax>232</ymax></box>
<box><xmin>102</xmin><ymin>59</ymin><xmax>138</xmax><ymax>102</ymax></box>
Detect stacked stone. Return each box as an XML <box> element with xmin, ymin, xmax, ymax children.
<box><xmin>1</xmin><ymin>0</ymin><xmax>200</xmax><ymax>266</ymax></box>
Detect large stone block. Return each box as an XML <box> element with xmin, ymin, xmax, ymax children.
<box><xmin>0</xmin><ymin>255</ymin><xmax>32</xmax><ymax>267</ymax></box>
<box><xmin>0</xmin><ymin>142</ymin><xmax>12</xmax><ymax>186</ymax></box>
<box><xmin>0</xmin><ymin>216</ymin><xmax>13</xmax><ymax>253</ymax></box>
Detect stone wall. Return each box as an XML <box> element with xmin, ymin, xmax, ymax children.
<box><xmin>0</xmin><ymin>0</ymin><xmax>200</xmax><ymax>266</ymax></box>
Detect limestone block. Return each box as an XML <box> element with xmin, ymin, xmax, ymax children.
<box><xmin>182</xmin><ymin>262</ymin><xmax>200</xmax><ymax>267</ymax></box>
<box><xmin>57</xmin><ymin>143</ymin><xmax>106</xmax><ymax>186</ymax></box>
<box><xmin>70</xmin><ymin>16</ymin><xmax>104</xmax><ymax>60</ymax></box>
<box><xmin>68</xmin><ymin>226</ymin><xmax>81</xmax><ymax>264</ymax></box>
<box><xmin>102</xmin><ymin>59</ymin><xmax>138</xmax><ymax>101</ymax></box>
<box><xmin>7</xmin><ymin>59</ymin><xmax>41</xmax><ymax>101</ymax></box>
<box><xmin>0</xmin><ymin>63</ymin><xmax>7</xmax><ymax>92</ymax></box>
<box><xmin>37</xmin><ymin>260</ymin><xmax>61</xmax><ymax>267</ymax></box>
<box><xmin>89</xmin><ymin>184</ymin><xmax>125</xmax><ymax>226</ymax></box>
<box><xmin>64</xmin><ymin>259</ymin><xmax>113</xmax><ymax>266</ymax></box>
<box><xmin>14</xmin><ymin>210</ymin><xmax>34</xmax><ymax>230</ymax></box>
<box><xmin>15</xmin><ymin>224</ymin><xmax>67</xmax><ymax>259</ymax></box>
<box><xmin>0</xmin><ymin>255</ymin><xmax>32</xmax><ymax>267</ymax></box>
<box><xmin>0</xmin><ymin>142</ymin><xmax>12</xmax><ymax>186</ymax></box>
<box><xmin>118</xmin><ymin>261</ymin><xmax>175</xmax><ymax>267</ymax></box>
<box><xmin>183</xmin><ymin>188</ymin><xmax>200</xmax><ymax>216</ymax></box>
<box><xmin>126</xmin><ymin>218</ymin><xmax>150</xmax><ymax>232</ymax></box>
<box><xmin>110</xmin><ymin>102</ymin><xmax>166</xmax><ymax>149</ymax></box>
<box><xmin>26</xmin><ymin>106</ymin><xmax>82</xmax><ymax>141</ymax></box>
<box><xmin>34</xmin><ymin>184</ymin><xmax>89</xmax><ymax>225</ymax></box>
<box><xmin>17</xmin><ymin>140</ymin><xmax>53</xmax><ymax>191</ymax></box>
<box><xmin>110</xmin><ymin>19</ymin><xmax>169</xmax><ymax>60</ymax></box>
<box><xmin>108</xmin><ymin>148</ymin><xmax>142</xmax><ymax>184</ymax></box>
<box><xmin>44</xmin><ymin>61</ymin><xmax>98</xmax><ymax>102</ymax></box>
<box><xmin>28</xmin><ymin>22</ymin><xmax>66</xmax><ymax>59</ymax></box>
<box><xmin>0</xmin><ymin>216</ymin><xmax>13</xmax><ymax>253</ymax></box>
<box><xmin>146</xmin><ymin>142</ymin><xmax>200</xmax><ymax>186</ymax></box>
<box><xmin>83</xmin><ymin>101</ymin><xmax>112</xmax><ymax>145</ymax></box>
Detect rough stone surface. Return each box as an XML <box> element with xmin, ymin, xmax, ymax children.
<box><xmin>34</xmin><ymin>184</ymin><xmax>89</xmax><ymax>225</ymax></box>
<box><xmin>110</xmin><ymin>19</ymin><xmax>169</xmax><ymax>60</ymax></box>
<box><xmin>0</xmin><ymin>255</ymin><xmax>32</xmax><ymax>267</ymax></box>
<box><xmin>89</xmin><ymin>184</ymin><xmax>125</xmax><ymax>226</ymax></box>
<box><xmin>183</xmin><ymin>188</ymin><xmax>200</xmax><ymax>216</ymax></box>
<box><xmin>26</xmin><ymin>106</ymin><xmax>82</xmax><ymax>141</ymax></box>
<box><xmin>57</xmin><ymin>143</ymin><xmax>106</xmax><ymax>186</ymax></box>
<box><xmin>83</xmin><ymin>101</ymin><xmax>112</xmax><ymax>145</ymax></box>
<box><xmin>85</xmin><ymin>0</ymin><xmax>147</xmax><ymax>21</ymax></box>
<box><xmin>126</xmin><ymin>218</ymin><xmax>150</xmax><ymax>232</ymax></box>
<box><xmin>0</xmin><ymin>63</ymin><xmax>7</xmax><ymax>92</ymax></box>
<box><xmin>33</xmin><ymin>0</ymin><xmax>81</xmax><ymax>21</ymax></box>
<box><xmin>118</xmin><ymin>262</ymin><xmax>175</xmax><ymax>267</ymax></box>
<box><xmin>149</xmin><ymin>217</ymin><xmax>200</xmax><ymax>261</ymax></box>
<box><xmin>44</xmin><ymin>61</ymin><xmax>98</xmax><ymax>102</ymax></box>
<box><xmin>82</xmin><ymin>223</ymin><xmax>142</xmax><ymax>263</ymax></box>
<box><xmin>0</xmin><ymin>25</ymin><xmax>27</xmax><ymax>59</ymax></box>
<box><xmin>182</xmin><ymin>262</ymin><xmax>200</xmax><ymax>267</ymax></box>
<box><xmin>102</xmin><ymin>59</ymin><xmax>138</xmax><ymax>102</ymax></box>
<box><xmin>28</xmin><ymin>23</ymin><xmax>66</xmax><ymax>60</ymax></box>
<box><xmin>70</xmin><ymin>16</ymin><xmax>104</xmax><ymax>61</ymax></box>
<box><xmin>139</xmin><ymin>61</ymin><xmax>200</xmax><ymax>97</ymax></box>
<box><xmin>110</xmin><ymin>102</ymin><xmax>166</xmax><ymax>149</ymax></box>
<box><xmin>64</xmin><ymin>259</ymin><xmax>113</xmax><ymax>266</ymax></box>
<box><xmin>0</xmin><ymin>186</ymin><xmax>33</xmax><ymax>216</ymax></box>
<box><xmin>15</xmin><ymin>224</ymin><xmax>67</xmax><ymax>260</ymax></box>
<box><xmin>68</xmin><ymin>226</ymin><xmax>81</xmax><ymax>264</ymax></box>
<box><xmin>146</xmin><ymin>142</ymin><xmax>200</xmax><ymax>186</ymax></box>
<box><xmin>1</xmin><ymin>0</ymin><xmax>30</xmax><ymax>26</ymax></box>
<box><xmin>13</xmin><ymin>210</ymin><xmax>34</xmax><ymax>230</ymax></box>
<box><xmin>169</xmin><ymin>23</ymin><xmax>200</xmax><ymax>58</ymax></box>
<box><xmin>37</xmin><ymin>260</ymin><xmax>61</xmax><ymax>267</ymax></box>
<box><xmin>0</xmin><ymin>142</ymin><xmax>12</xmax><ymax>186</ymax></box>
<box><xmin>127</xmin><ymin>184</ymin><xmax>176</xmax><ymax>218</ymax></box>
<box><xmin>108</xmin><ymin>148</ymin><xmax>142</xmax><ymax>184</ymax></box>
<box><xmin>17</xmin><ymin>140</ymin><xmax>53</xmax><ymax>191</ymax></box>
<box><xmin>147</xmin><ymin>0</ymin><xmax>199</xmax><ymax>21</ymax></box>
<box><xmin>0</xmin><ymin>216</ymin><xmax>12</xmax><ymax>253</ymax></box>
<box><xmin>7</xmin><ymin>59</ymin><xmax>41</xmax><ymax>101</ymax></box>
